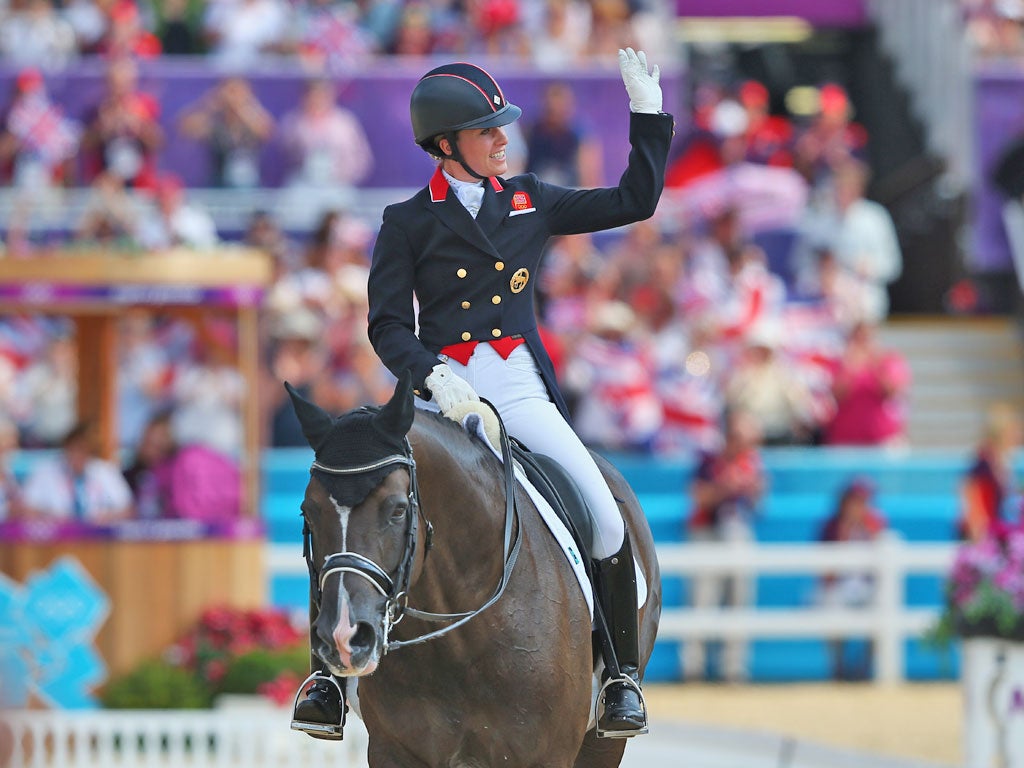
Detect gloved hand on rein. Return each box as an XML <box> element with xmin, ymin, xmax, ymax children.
<box><xmin>425</xmin><ymin>363</ymin><xmax>479</xmax><ymax>413</ymax></box>
<box><xmin>618</xmin><ymin>47</ymin><xmax>662</xmax><ymax>115</ymax></box>
<box><xmin>425</xmin><ymin>363</ymin><xmax>502</xmax><ymax>448</ymax></box>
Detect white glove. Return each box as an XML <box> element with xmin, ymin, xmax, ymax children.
<box><xmin>424</xmin><ymin>363</ymin><xmax>479</xmax><ymax>413</ymax></box>
<box><xmin>618</xmin><ymin>47</ymin><xmax>662</xmax><ymax>114</ymax></box>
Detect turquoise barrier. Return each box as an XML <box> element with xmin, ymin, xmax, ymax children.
<box><xmin>262</xmin><ymin>446</ymin><xmax>1003</xmax><ymax>682</ymax></box>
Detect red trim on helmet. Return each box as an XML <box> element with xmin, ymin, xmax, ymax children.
<box><xmin>419</xmin><ymin>73</ymin><xmax>498</xmax><ymax>113</ymax></box>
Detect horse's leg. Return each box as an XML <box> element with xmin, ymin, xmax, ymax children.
<box><xmin>572</xmin><ymin>733</ymin><xmax>627</xmax><ymax>768</ymax></box>
<box><xmin>366</xmin><ymin>738</ymin><xmax>432</xmax><ymax>768</ymax></box>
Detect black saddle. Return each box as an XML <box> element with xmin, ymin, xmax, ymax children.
<box><xmin>510</xmin><ymin>442</ymin><xmax>595</xmax><ymax>564</ymax></box>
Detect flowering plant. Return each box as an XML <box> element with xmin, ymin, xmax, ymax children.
<box><xmin>932</xmin><ymin>527</ymin><xmax>1024</xmax><ymax>644</ymax></box>
<box><xmin>166</xmin><ymin>606</ymin><xmax>306</xmax><ymax>692</ymax></box>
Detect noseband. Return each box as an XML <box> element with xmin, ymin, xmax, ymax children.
<box><xmin>302</xmin><ymin>406</ymin><xmax>522</xmax><ymax>653</ymax></box>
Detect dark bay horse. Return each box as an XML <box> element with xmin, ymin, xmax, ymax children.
<box><xmin>288</xmin><ymin>373</ymin><xmax>661</xmax><ymax>768</ymax></box>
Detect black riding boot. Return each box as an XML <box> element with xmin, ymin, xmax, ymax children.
<box><xmin>292</xmin><ymin>605</ymin><xmax>345</xmax><ymax>740</ymax></box>
<box><xmin>594</xmin><ymin>533</ymin><xmax>648</xmax><ymax>738</ymax></box>
<box><xmin>290</xmin><ymin>669</ymin><xmax>345</xmax><ymax>740</ymax></box>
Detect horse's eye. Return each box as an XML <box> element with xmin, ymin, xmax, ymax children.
<box><xmin>389</xmin><ymin>500</ymin><xmax>409</xmax><ymax>523</ymax></box>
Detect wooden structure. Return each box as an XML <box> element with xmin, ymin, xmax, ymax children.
<box><xmin>0</xmin><ymin>523</ymin><xmax>266</xmax><ymax>676</ymax></box>
<box><xmin>0</xmin><ymin>248</ymin><xmax>273</xmax><ymax>679</ymax></box>
<box><xmin>0</xmin><ymin>247</ymin><xmax>272</xmax><ymax>513</ymax></box>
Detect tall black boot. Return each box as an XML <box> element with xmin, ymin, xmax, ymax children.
<box><xmin>291</xmin><ymin>599</ymin><xmax>346</xmax><ymax>740</ymax></box>
<box><xmin>594</xmin><ymin>532</ymin><xmax>648</xmax><ymax>738</ymax></box>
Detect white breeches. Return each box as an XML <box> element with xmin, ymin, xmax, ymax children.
<box><xmin>417</xmin><ymin>343</ymin><xmax>626</xmax><ymax>559</ymax></box>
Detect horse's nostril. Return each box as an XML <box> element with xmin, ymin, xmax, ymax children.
<box><xmin>352</xmin><ymin>621</ymin><xmax>375</xmax><ymax>651</ymax></box>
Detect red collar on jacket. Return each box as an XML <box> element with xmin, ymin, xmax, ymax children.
<box><xmin>429</xmin><ymin>166</ymin><xmax>503</xmax><ymax>202</ymax></box>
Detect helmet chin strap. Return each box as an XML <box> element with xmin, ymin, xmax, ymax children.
<box><xmin>442</xmin><ymin>131</ymin><xmax>489</xmax><ymax>182</ymax></box>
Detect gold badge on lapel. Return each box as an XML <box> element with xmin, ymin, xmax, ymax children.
<box><xmin>510</xmin><ymin>268</ymin><xmax>529</xmax><ymax>293</ymax></box>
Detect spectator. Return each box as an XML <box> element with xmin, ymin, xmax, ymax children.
<box><xmin>117</xmin><ymin>309</ymin><xmax>173</xmax><ymax>450</ymax></box>
<box><xmin>177</xmin><ymin>76</ymin><xmax>274</xmax><ymax>189</ymax></box>
<box><xmin>585</xmin><ymin>0</ymin><xmax>634</xmax><ymax>58</ymax></box>
<box><xmin>737</xmin><ymin>79</ymin><xmax>793</xmax><ymax>168</ymax></box>
<box><xmin>684</xmin><ymin>408</ymin><xmax>765</xmax><ymax>682</ymax></box>
<box><xmin>529</xmin><ymin>0</ymin><xmax>591</xmax><ymax>70</ymax></box>
<box><xmin>801</xmin><ymin>158</ymin><xmax>902</xmax><ymax>324</ymax></box>
<box><xmin>564</xmin><ymin>300</ymin><xmax>662</xmax><ymax>452</ymax></box>
<box><xmin>155</xmin><ymin>0</ymin><xmax>202</xmax><ymax>54</ymax></box>
<box><xmin>202</xmin><ymin>0</ymin><xmax>290</xmax><ymax>66</ymax></box>
<box><xmin>244</xmin><ymin>208</ymin><xmax>297</xmax><ymax>270</ymax></box>
<box><xmin>81</xmin><ymin>57</ymin><xmax>163</xmax><ymax>189</ymax></box>
<box><xmin>63</xmin><ymin>0</ymin><xmax>108</xmax><ymax>54</ymax></box>
<box><xmin>0</xmin><ymin>0</ymin><xmax>77</xmax><ymax>68</ymax></box>
<box><xmin>967</xmin><ymin>0</ymin><xmax>1024</xmax><ymax>57</ymax></box>
<box><xmin>278</xmin><ymin>79</ymin><xmax>372</xmax><ymax>224</ymax></box>
<box><xmin>724</xmin><ymin>321</ymin><xmax>818</xmax><ymax>446</ymax></box>
<box><xmin>824</xmin><ymin>321</ymin><xmax>911</xmax><ymax>447</ymax></box>
<box><xmin>525</xmin><ymin>81</ymin><xmax>603</xmax><ymax>188</ymax></box>
<box><xmin>76</xmin><ymin>171</ymin><xmax>142</xmax><ymax>246</ymax></box>
<box><xmin>135</xmin><ymin>172</ymin><xmax>219</xmax><ymax>251</ymax></box>
<box><xmin>465</xmin><ymin>0</ymin><xmax>530</xmax><ymax>56</ymax></box>
<box><xmin>263</xmin><ymin>307</ymin><xmax>328</xmax><ymax>447</ymax></box>
<box><xmin>389</xmin><ymin>1</ymin><xmax>437</xmax><ymax>56</ymax></box>
<box><xmin>0</xmin><ymin>68</ymin><xmax>80</xmax><ymax>191</ymax></box>
<box><xmin>12</xmin><ymin>330</ymin><xmax>76</xmax><ymax>448</ymax></box>
<box><xmin>538</xmin><ymin>232</ymin><xmax>603</xmax><ymax>348</ymax></box>
<box><xmin>21</xmin><ymin>420</ymin><xmax>133</xmax><ymax>523</ymax></box>
<box><xmin>0</xmin><ymin>416</ymin><xmax>25</xmax><ymax>521</ymax></box>
<box><xmin>96</xmin><ymin>1</ymin><xmax>162</xmax><ymax>58</ymax></box>
<box><xmin>957</xmin><ymin>402</ymin><xmax>1022</xmax><ymax>541</ymax></box>
<box><xmin>171</xmin><ymin>319</ymin><xmax>246</xmax><ymax>458</ymax></box>
<box><xmin>122</xmin><ymin>410</ymin><xmax>177</xmax><ymax>519</ymax></box>
<box><xmin>817</xmin><ymin>477</ymin><xmax>887</xmax><ymax>681</ymax></box>
<box><xmin>287</xmin><ymin>0</ymin><xmax>375</xmax><ymax>68</ymax></box>
<box><xmin>792</xmin><ymin>83</ymin><xmax>868</xmax><ymax>189</ymax></box>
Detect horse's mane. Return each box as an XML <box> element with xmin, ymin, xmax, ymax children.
<box><xmin>412</xmin><ymin>408</ymin><xmax>500</xmax><ymax>469</ymax></box>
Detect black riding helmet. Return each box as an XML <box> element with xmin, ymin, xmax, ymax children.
<box><xmin>410</xmin><ymin>62</ymin><xmax>522</xmax><ymax>178</ymax></box>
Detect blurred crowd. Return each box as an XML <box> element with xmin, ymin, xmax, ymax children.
<box><xmin>0</xmin><ymin>71</ymin><xmax>913</xmax><ymax>469</ymax></box>
<box><xmin>963</xmin><ymin>0</ymin><xmax>1024</xmax><ymax>58</ymax></box>
<box><xmin>0</xmin><ymin>0</ymin><xmax>668</xmax><ymax>68</ymax></box>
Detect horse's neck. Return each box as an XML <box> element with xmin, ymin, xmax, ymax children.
<box><xmin>411</xmin><ymin>423</ymin><xmax>513</xmax><ymax>609</ymax></box>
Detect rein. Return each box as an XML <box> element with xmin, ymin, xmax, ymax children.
<box><xmin>303</xmin><ymin>404</ymin><xmax>522</xmax><ymax>653</ymax></box>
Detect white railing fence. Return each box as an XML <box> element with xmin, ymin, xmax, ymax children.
<box><xmin>4</xmin><ymin>708</ymin><xmax>369</xmax><ymax>768</ymax></box>
<box><xmin>269</xmin><ymin>533</ymin><xmax>957</xmax><ymax>684</ymax></box>
<box><xmin>655</xmin><ymin>533</ymin><xmax>956</xmax><ymax>683</ymax></box>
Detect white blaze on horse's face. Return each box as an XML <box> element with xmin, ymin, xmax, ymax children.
<box><xmin>324</xmin><ymin>495</ymin><xmax>381</xmax><ymax>676</ymax></box>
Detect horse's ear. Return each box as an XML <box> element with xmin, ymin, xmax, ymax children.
<box><xmin>376</xmin><ymin>371</ymin><xmax>415</xmax><ymax>437</ymax></box>
<box><xmin>284</xmin><ymin>381</ymin><xmax>334</xmax><ymax>450</ymax></box>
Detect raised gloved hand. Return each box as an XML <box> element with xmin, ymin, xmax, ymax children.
<box><xmin>618</xmin><ymin>47</ymin><xmax>662</xmax><ymax>115</ymax></box>
<box><xmin>424</xmin><ymin>363</ymin><xmax>479</xmax><ymax>414</ymax></box>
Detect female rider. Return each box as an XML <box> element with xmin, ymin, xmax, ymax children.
<box><xmin>293</xmin><ymin>49</ymin><xmax>672</xmax><ymax>740</ymax></box>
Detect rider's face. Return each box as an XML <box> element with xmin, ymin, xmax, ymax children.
<box><xmin>442</xmin><ymin>126</ymin><xmax>509</xmax><ymax>180</ymax></box>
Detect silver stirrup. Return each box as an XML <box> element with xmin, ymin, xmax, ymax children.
<box><xmin>290</xmin><ymin>671</ymin><xmax>345</xmax><ymax>739</ymax></box>
<box><xmin>595</xmin><ymin>675</ymin><xmax>649</xmax><ymax>739</ymax></box>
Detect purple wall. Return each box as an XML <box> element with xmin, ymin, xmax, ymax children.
<box><xmin>676</xmin><ymin>0</ymin><xmax>867</xmax><ymax>27</ymax></box>
<box><xmin>0</xmin><ymin>58</ymin><xmax>683</xmax><ymax>191</ymax></box>
<box><xmin>972</xmin><ymin>64</ymin><xmax>1024</xmax><ymax>273</ymax></box>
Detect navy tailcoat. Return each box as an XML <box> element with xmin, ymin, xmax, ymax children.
<box><xmin>367</xmin><ymin>111</ymin><xmax>674</xmax><ymax>419</ymax></box>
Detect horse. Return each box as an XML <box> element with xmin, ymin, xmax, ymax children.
<box><xmin>287</xmin><ymin>372</ymin><xmax>661</xmax><ymax>768</ymax></box>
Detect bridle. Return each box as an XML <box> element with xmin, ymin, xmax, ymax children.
<box><xmin>302</xmin><ymin>405</ymin><xmax>522</xmax><ymax>653</ymax></box>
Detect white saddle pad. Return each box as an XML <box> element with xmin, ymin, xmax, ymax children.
<box><xmin>460</xmin><ymin>412</ymin><xmax>648</xmax><ymax>617</ymax></box>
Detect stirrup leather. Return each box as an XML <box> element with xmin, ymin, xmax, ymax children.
<box><xmin>596</xmin><ymin>674</ymin><xmax>648</xmax><ymax>739</ymax></box>
<box><xmin>290</xmin><ymin>671</ymin><xmax>345</xmax><ymax>740</ymax></box>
